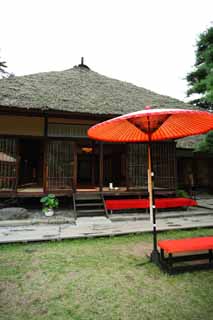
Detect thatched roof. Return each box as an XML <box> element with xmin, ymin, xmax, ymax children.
<box><xmin>0</xmin><ymin>64</ymin><xmax>202</xmax><ymax>148</ymax></box>
<box><xmin>0</xmin><ymin>65</ymin><xmax>193</xmax><ymax>115</ymax></box>
<box><xmin>176</xmin><ymin>135</ymin><xmax>204</xmax><ymax>149</ymax></box>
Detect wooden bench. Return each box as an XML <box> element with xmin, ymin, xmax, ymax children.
<box><xmin>158</xmin><ymin>237</ymin><xmax>213</xmax><ymax>274</ymax></box>
<box><xmin>105</xmin><ymin>197</ymin><xmax>197</xmax><ymax>214</ymax></box>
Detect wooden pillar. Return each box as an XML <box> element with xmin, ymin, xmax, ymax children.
<box><xmin>44</xmin><ymin>113</ymin><xmax>48</xmax><ymax>137</ymax></box>
<box><xmin>43</xmin><ymin>114</ymin><xmax>48</xmax><ymax>193</ymax></box>
<box><xmin>99</xmin><ymin>142</ymin><xmax>103</xmax><ymax>191</ymax></box>
<box><xmin>73</xmin><ymin>142</ymin><xmax>77</xmax><ymax>192</ymax></box>
<box><xmin>126</xmin><ymin>144</ymin><xmax>130</xmax><ymax>190</ymax></box>
<box><xmin>15</xmin><ymin>138</ymin><xmax>20</xmax><ymax>193</ymax></box>
<box><xmin>91</xmin><ymin>159</ymin><xmax>95</xmax><ymax>187</ymax></box>
<box><xmin>90</xmin><ymin>141</ymin><xmax>95</xmax><ymax>186</ymax></box>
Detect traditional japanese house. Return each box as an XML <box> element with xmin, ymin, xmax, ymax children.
<box><xmin>0</xmin><ymin>60</ymin><xmax>194</xmax><ymax>207</ymax></box>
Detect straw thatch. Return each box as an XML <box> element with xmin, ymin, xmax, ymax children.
<box><xmin>0</xmin><ymin>65</ymin><xmax>193</xmax><ymax>115</ymax></box>
<box><xmin>0</xmin><ymin>64</ymin><xmax>201</xmax><ymax>148</ymax></box>
<box><xmin>176</xmin><ymin>135</ymin><xmax>204</xmax><ymax>149</ymax></box>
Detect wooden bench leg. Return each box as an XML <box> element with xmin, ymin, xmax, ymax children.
<box><xmin>159</xmin><ymin>248</ymin><xmax>166</xmax><ymax>271</ymax></box>
<box><xmin>160</xmin><ymin>248</ymin><xmax>165</xmax><ymax>260</ymax></box>
<box><xmin>168</xmin><ymin>253</ymin><xmax>173</xmax><ymax>274</ymax></box>
<box><xmin>159</xmin><ymin>251</ymin><xmax>173</xmax><ymax>274</ymax></box>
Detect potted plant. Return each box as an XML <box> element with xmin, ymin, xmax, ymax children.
<box><xmin>40</xmin><ymin>194</ymin><xmax>59</xmax><ymax>217</ymax></box>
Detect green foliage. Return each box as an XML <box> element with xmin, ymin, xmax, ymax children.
<box><xmin>0</xmin><ymin>52</ymin><xmax>14</xmax><ymax>78</ymax></box>
<box><xmin>40</xmin><ymin>194</ymin><xmax>59</xmax><ymax>212</ymax></box>
<box><xmin>186</xmin><ymin>25</ymin><xmax>213</xmax><ymax>109</ymax></box>
<box><xmin>194</xmin><ymin>130</ymin><xmax>213</xmax><ymax>153</ymax></box>
<box><xmin>176</xmin><ymin>189</ymin><xmax>189</xmax><ymax>198</ymax></box>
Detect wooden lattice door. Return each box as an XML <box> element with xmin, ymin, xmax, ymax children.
<box><xmin>46</xmin><ymin>140</ymin><xmax>75</xmax><ymax>192</ymax></box>
<box><xmin>0</xmin><ymin>137</ymin><xmax>17</xmax><ymax>192</ymax></box>
<box><xmin>128</xmin><ymin>142</ymin><xmax>176</xmax><ymax>191</ymax></box>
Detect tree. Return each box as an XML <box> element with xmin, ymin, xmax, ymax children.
<box><xmin>194</xmin><ymin>130</ymin><xmax>213</xmax><ymax>153</ymax></box>
<box><xmin>0</xmin><ymin>55</ymin><xmax>14</xmax><ymax>78</ymax></box>
<box><xmin>0</xmin><ymin>57</ymin><xmax>8</xmax><ymax>76</ymax></box>
<box><xmin>186</xmin><ymin>25</ymin><xmax>213</xmax><ymax>109</ymax></box>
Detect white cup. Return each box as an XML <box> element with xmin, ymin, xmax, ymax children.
<box><xmin>109</xmin><ymin>183</ymin><xmax>113</xmax><ymax>190</ymax></box>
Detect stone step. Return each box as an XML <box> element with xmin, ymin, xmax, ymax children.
<box><xmin>77</xmin><ymin>210</ymin><xmax>106</xmax><ymax>217</ymax></box>
<box><xmin>74</xmin><ymin>192</ymin><xmax>106</xmax><ymax>217</ymax></box>
<box><xmin>76</xmin><ymin>202</ymin><xmax>104</xmax><ymax>207</ymax></box>
<box><xmin>77</xmin><ymin>208</ymin><xmax>105</xmax><ymax>213</ymax></box>
<box><xmin>75</xmin><ymin>193</ymin><xmax>101</xmax><ymax>200</ymax></box>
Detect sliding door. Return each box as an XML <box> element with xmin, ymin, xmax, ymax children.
<box><xmin>46</xmin><ymin>140</ymin><xmax>75</xmax><ymax>192</ymax></box>
<box><xmin>128</xmin><ymin>142</ymin><xmax>176</xmax><ymax>190</ymax></box>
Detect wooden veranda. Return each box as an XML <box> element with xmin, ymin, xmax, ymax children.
<box><xmin>0</xmin><ymin>135</ymin><xmax>177</xmax><ymax>198</ymax></box>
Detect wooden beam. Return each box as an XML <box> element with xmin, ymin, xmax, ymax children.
<box><xmin>0</xmin><ymin>106</ymin><xmax>118</xmax><ymax>121</ymax></box>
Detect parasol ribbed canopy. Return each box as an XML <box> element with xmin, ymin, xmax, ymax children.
<box><xmin>88</xmin><ymin>108</ymin><xmax>213</xmax><ymax>142</ymax></box>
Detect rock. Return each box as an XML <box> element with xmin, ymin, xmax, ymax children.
<box><xmin>0</xmin><ymin>207</ymin><xmax>30</xmax><ymax>220</ymax></box>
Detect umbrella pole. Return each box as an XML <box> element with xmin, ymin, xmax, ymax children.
<box><xmin>147</xmin><ymin>139</ymin><xmax>160</xmax><ymax>265</ymax></box>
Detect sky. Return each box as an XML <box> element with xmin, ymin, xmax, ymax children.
<box><xmin>0</xmin><ymin>0</ymin><xmax>212</xmax><ymax>102</ymax></box>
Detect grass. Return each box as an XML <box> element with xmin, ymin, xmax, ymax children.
<box><xmin>0</xmin><ymin>228</ymin><xmax>213</xmax><ymax>320</ymax></box>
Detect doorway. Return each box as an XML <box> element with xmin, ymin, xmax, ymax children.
<box><xmin>18</xmin><ymin>138</ymin><xmax>44</xmax><ymax>188</ymax></box>
<box><xmin>103</xmin><ymin>143</ymin><xmax>126</xmax><ymax>187</ymax></box>
<box><xmin>77</xmin><ymin>142</ymin><xmax>99</xmax><ymax>188</ymax></box>
<box><xmin>78</xmin><ymin>154</ymin><xmax>93</xmax><ymax>185</ymax></box>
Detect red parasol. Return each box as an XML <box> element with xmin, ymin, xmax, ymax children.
<box><xmin>88</xmin><ymin>107</ymin><xmax>213</xmax><ymax>263</ymax></box>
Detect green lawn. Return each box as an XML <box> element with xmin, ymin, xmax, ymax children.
<box><xmin>0</xmin><ymin>228</ymin><xmax>213</xmax><ymax>320</ymax></box>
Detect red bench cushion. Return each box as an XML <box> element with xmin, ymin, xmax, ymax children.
<box><xmin>158</xmin><ymin>237</ymin><xmax>213</xmax><ymax>254</ymax></box>
<box><xmin>105</xmin><ymin>198</ymin><xmax>197</xmax><ymax>210</ymax></box>
<box><xmin>105</xmin><ymin>199</ymin><xmax>149</xmax><ymax>210</ymax></box>
<box><xmin>155</xmin><ymin>198</ymin><xmax>197</xmax><ymax>208</ymax></box>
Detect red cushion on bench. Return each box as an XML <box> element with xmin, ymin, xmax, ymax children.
<box><xmin>155</xmin><ymin>198</ymin><xmax>197</xmax><ymax>208</ymax></box>
<box><xmin>158</xmin><ymin>237</ymin><xmax>213</xmax><ymax>254</ymax></box>
<box><xmin>105</xmin><ymin>198</ymin><xmax>197</xmax><ymax>210</ymax></box>
<box><xmin>105</xmin><ymin>199</ymin><xmax>149</xmax><ymax>210</ymax></box>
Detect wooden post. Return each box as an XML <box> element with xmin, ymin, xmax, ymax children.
<box><xmin>99</xmin><ymin>142</ymin><xmax>103</xmax><ymax>192</ymax></box>
<box><xmin>73</xmin><ymin>142</ymin><xmax>77</xmax><ymax>192</ymax></box>
<box><xmin>91</xmin><ymin>155</ymin><xmax>95</xmax><ymax>186</ymax></box>
<box><xmin>147</xmin><ymin>141</ymin><xmax>153</xmax><ymax>223</ymax></box>
<box><xmin>15</xmin><ymin>138</ymin><xmax>19</xmax><ymax>193</ymax></box>
<box><xmin>44</xmin><ymin>113</ymin><xmax>48</xmax><ymax>137</ymax></box>
<box><xmin>126</xmin><ymin>144</ymin><xmax>129</xmax><ymax>191</ymax></box>
<box><xmin>147</xmin><ymin>116</ymin><xmax>160</xmax><ymax>265</ymax></box>
<box><xmin>91</xmin><ymin>141</ymin><xmax>95</xmax><ymax>186</ymax></box>
<box><xmin>43</xmin><ymin>114</ymin><xmax>48</xmax><ymax>193</ymax></box>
